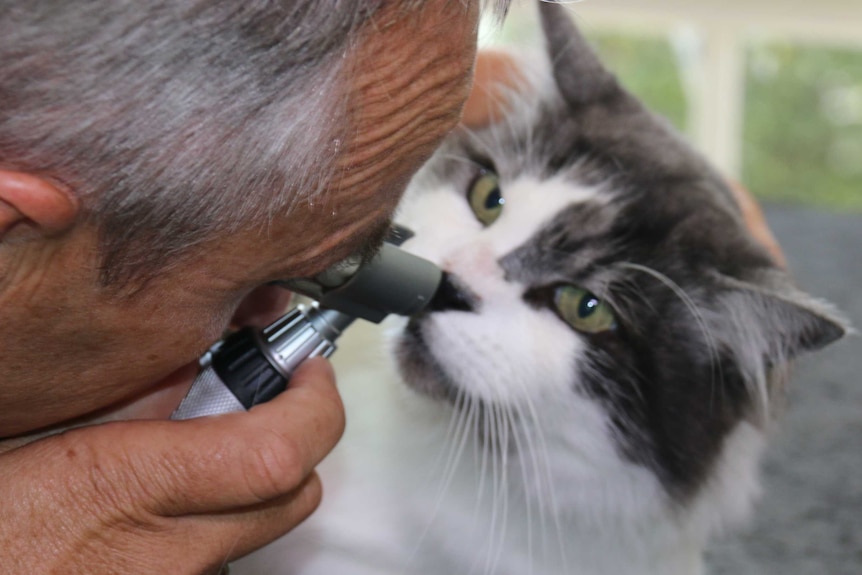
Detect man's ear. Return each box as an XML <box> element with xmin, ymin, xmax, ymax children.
<box><xmin>461</xmin><ymin>50</ymin><xmax>527</xmax><ymax>129</ymax></box>
<box><xmin>0</xmin><ymin>170</ymin><xmax>79</xmax><ymax>242</ymax></box>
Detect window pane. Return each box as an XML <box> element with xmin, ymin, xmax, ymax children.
<box><xmin>589</xmin><ymin>32</ymin><xmax>689</xmax><ymax>135</ymax></box>
<box><xmin>483</xmin><ymin>6</ymin><xmax>689</xmax><ymax>135</ymax></box>
<box><xmin>743</xmin><ymin>41</ymin><xmax>862</xmax><ymax>211</ymax></box>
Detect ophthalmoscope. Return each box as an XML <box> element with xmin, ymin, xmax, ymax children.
<box><xmin>171</xmin><ymin>227</ymin><xmax>440</xmax><ymax>420</ymax></box>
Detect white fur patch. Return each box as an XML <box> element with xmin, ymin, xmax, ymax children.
<box><xmin>398</xmin><ymin>173</ymin><xmax>603</xmax><ymax>265</ymax></box>
<box><xmin>395</xmin><ymin>173</ymin><xmax>604</xmax><ymax>404</ymax></box>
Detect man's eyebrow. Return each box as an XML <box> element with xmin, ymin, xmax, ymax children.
<box><xmin>356</xmin><ymin>217</ymin><xmax>395</xmax><ymax>264</ymax></box>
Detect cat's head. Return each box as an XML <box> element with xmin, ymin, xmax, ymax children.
<box><xmin>391</xmin><ymin>1</ymin><xmax>847</xmax><ymax>533</ymax></box>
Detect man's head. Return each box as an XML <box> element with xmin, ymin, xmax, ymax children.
<box><xmin>2</xmin><ymin>1</ymin><xmax>408</xmax><ymax>283</ymax></box>
<box><xmin>0</xmin><ymin>0</ymin><xmax>500</xmax><ymax>436</ymax></box>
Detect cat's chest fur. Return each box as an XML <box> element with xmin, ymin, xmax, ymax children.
<box><xmin>234</xmin><ymin>323</ymin><xmax>714</xmax><ymax>575</ymax></box>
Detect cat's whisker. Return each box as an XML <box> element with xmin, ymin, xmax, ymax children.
<box><xmin>494</xmin><ymin>405</ymin><xmax>533</xmax><ymax>573</ymax></box>
<box><xmin>616</xmin><ymin>261</ymin><xmax>726</xmax><ymax>414</ymax></box>
<box><xmin>406</xmin><ymin>389</ymin><xmax>476</xmax><ymax>570</ymax></box>
<box><xmin>609</xmin><ymin>275</ymin><xmax>659</xmax><ymax>323</ymax></box>
<box><xmin>465</xmin><ymin>397</ymin><xmax>491</xmax><ymax>575</ymax></box>
<box><xmin>476</xmin><ymin>397</ymin><xmax>490</xmax><ymax>514</ymax></box>
<box><xmin>460</xmin><ymin>124</ymin><xmax>501</xmax><ymax>166</ymax></box>
<box><xmin>503</xmin><ymin>380</ymin><xmax>569</xmax><ymax>572</ymax></box>
<box><xmin>438</xmin><ymin>153</ymin><xmax>490</xmax><ymax>171</ymax></box>
<box><xmin>436</xmin><ymin>388</ymin><xmax>470</xmax><ymax>498</ymax></box>
<box><xmin>471</xmin><ymin>86</ymin><xmax>518</xmax><ymax>165</ymax></box>
<box><xmin>467</xmin><ymin>395</ymin><xmax>486</xmax><ymax>540</ymax></box>
<box><xmin>475</xmin><ymin>85</ymin><xmax>519</xmax><ymax>159</ymax></box>
<box><xmin>484</xmin><ymin>402</ymin><xmax>507</xmax><ymax>575</ymax></box>
<box><xmin>507</xmin><ymin>402</ymin><xmax>536</xmax><ymax>575</ymax></box>
<box><xmin>479</xmin><ymin>401</ymin><xmax>501</xmax><ymax>575</ymax></box>
<box><xmin>466</xmin><ymin>399</ymin><xmax>489</xmax><ymax>575</ymax></box>
<box><xmin>428</xmin><ymin>386</ymin><xmax>467</xmax><ymax>480</ymax></box>
<box><xmin>488</xmin><ymin>403</ymin><xmax>512</xmax><ymax>575</ymax></box>
<box><xmin>580</xmin><ymin>348</ymin><xmax>649</xmax><ymax>421</ymax></box>
<box><xmin>498</xmin><ymin>98</ymin><xmax>526</xmax><ymax>174</ymax></box>
<box><xmin>527</xmin><ymin>397</ymin><xmax>570</xmax><ymax>572</ymax></box>
<box><xmin>508</xmin><ymin>395</ymin><xmax>548</xmax><ymax>554</ymax></box>
<box><xmin>495</xmin><ymin>403</ymin><xmax>512</xmax><ymax>575</ymax></box>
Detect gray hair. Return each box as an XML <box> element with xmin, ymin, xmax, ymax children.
<box><xmin>0</xmin><ymin>0</ymin><xmax>509</xmax><ymax>285</ymax></box>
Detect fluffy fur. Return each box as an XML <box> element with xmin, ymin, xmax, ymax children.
<box><xmin>235</xmin><ymin>3</ymin><xmax>847</xmax><ymax>574</ymax></box>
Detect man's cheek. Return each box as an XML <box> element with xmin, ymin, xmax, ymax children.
<box><xmin>230</xmin><ymin>285</ymin><xmax>293</xmax><ymax>330</ymax></box>
<box><xmin>99</xmin><ymin>361</ymin><xmax>200</xmax><ymax>422</ymax></box>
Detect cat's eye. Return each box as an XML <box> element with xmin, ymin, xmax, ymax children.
<box><xmin>468</xmin><ymin>171</ymin><xmax>504</xmax><ymax>227</ymax></box>
<box><xmin>553</xmin><ymin>285</ymin><xmax>617</xmax><ymax>334</ymax></box>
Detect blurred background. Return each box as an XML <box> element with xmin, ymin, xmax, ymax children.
<box><xmin>473</xmin><ymin>2</ymin><xmax>861</xmax><ymax>574</ymax></box>
<box><xmin>481</xmin><ymin>0</ymin><xmax>862</xmax><ymax>212</ymax></box>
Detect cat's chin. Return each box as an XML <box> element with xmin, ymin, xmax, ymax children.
<box><xmin>393</xmin><ymin>316</ymin><xmax>463</xmax><ymax>404</ymax></box>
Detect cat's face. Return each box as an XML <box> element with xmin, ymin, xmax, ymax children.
<box><xmin>390</xmin><ymin>2</ymin><xmax>845</xmax><ymax>526</ymax></box>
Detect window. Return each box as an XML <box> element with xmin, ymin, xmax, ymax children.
<box><xmin>481</xmin><ymin>0</ymin><xmax>862</xmax><ymax>212</ymax></box>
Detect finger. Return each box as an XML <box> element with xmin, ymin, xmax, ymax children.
<box><xmin>51</xmin><ymin>473</ymin><xmax>323</xmax><ymax>575</ymax></box>
<box><xmin>147</xmin><ymin>357</ymin><xmax>344</xmax><ymax>516</ymax></box>
<box><xmin>26</xmin><ymin>358</ymin><xmax>344</xmax><ymax>520</ymax></box>
<box><xmin>174</xmin><ymin>471</ymin><xmax>324</xmax><ymax>567</ymax></box>
<box><xmin>0</xmin><ymin>361</ymin><xmax>199</xmax><ymax>454</ymax></box>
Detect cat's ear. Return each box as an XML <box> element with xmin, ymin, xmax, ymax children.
<box><xmin>718</xmin><ymin>273</ymin><xmax>849</xmax><ymax>361</ymax></box>
<box><xmin>538</xmin><ymin>1</ymin><xmax>619</xmax><ymax>107</ymax></box>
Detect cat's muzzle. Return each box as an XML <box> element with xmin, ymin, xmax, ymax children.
<box><xmin>427</xmin><ymin>272</ymin><xmax>478</xmax><ymax>313</ymax></box>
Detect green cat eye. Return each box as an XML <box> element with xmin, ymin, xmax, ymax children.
<box><xmin>553</xmin><ymin>285</ymin><xmax>617</xmax><ymax>334</ymax></box>
<box><xmin>468</xmin><ymin>171</ymin><xmax>504</xmax><ymax>226</ymax></box>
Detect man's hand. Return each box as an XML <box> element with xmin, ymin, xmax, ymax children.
<box><xmin>0</xmin><ymin>358</ymin><xmax>344</xmax><ymax>574</ymax></box>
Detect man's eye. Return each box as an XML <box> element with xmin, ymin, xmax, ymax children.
<box><xmin>467</xmin><ymin>171</ymin><xmax>504</xmax><ymax>227</ymax></box>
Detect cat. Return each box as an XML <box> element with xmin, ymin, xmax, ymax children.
<box><xmin>234</xmin><ymin>3</ymin><xmax>848</xmax><ymax>574</ymax></box>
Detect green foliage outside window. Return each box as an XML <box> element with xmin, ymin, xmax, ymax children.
<box><xmin>743</xmin><ymin>42</ymin><xmax>862</xmax><ymax>212</ymax></box>
<box><xmin>590</xmin><ymin>33</ymin><xmax>862</xmax><ymax>212</ymax></box>
<box><xmin>588</xmin><ymin>33</ymin><xmax>689</xmax><ymax>135</ymax></box>
<box><xmin>493</xmin><ymin>15</ymin><xmax>862</xmax><ymax>212</ymax></box>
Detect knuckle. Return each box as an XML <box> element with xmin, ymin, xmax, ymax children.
<box><xmin>53</xmin><ymin>432</ymin><xmax>123</xmax><ymax>510</ymax></box>
<box><xmin>50</xmin><ymin>428</ymin><xmax>164</xmax><ymax>532</ymax></box>
<box><xmin>243</xmin><ymin>430</ymin><xmax>306</xmax><ymax>503</ymax></box>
